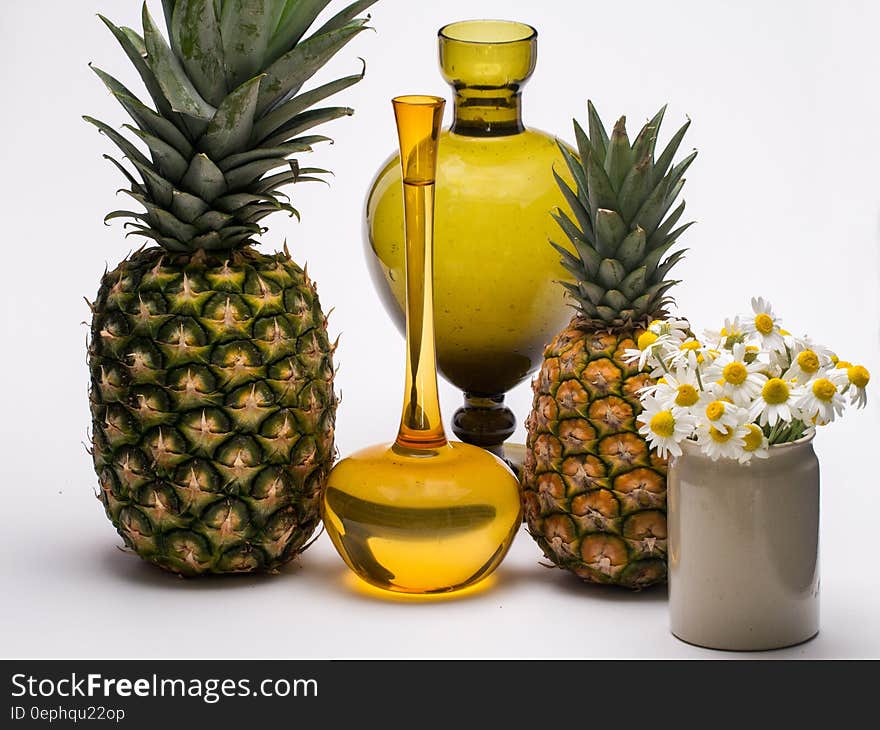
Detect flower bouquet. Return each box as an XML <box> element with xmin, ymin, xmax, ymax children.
<box><xmin>627</xmin><ymin>297</ymin><xmax>870</xmax><ymax>650</ymax></box>
<box><xmin>626</xmin><ymin>297</ymin><xmax>869</xmax><ymax>462</ymax></box>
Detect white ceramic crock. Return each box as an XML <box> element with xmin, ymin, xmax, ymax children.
<box><xmin>668</xmin><ymin>435</ymin><xmax>820</xmax><ymax>651</ymax></box>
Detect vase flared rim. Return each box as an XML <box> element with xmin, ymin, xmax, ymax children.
<box><xmin>438</xmin><ymin>19</ymin><xmax>538</xmax><ymax>45</ymax></box>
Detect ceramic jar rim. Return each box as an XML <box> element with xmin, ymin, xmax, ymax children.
<box><xmin>438</xmin><ymin>20</ymin><xmax>538</xmax><ymax>45</ymax></box>
<box><xmin>678</xmin><ymin>430</ymin><xmax>815</xmax><ymax>460</ymax></box>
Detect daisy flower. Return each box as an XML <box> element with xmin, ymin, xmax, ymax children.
<box><xmin>749</xmin><ymin>377</ymin><xmax>804</xmax><ymax>427</ymax></box>
<box><xmin>833</xmin><ymin>363</ymin><xmax>870</xmax><ymax>408</ymax></box>
<box><xmin>796</xmin><ymin>376</ymin><xmax>846</xmax><ymax>425</ymax></box>
<box><xmin>705</xmin><ymin>316</ymin><xmax>746</xmax><ymax>350</ymax></box>
<box><xmin>704</xmin><ymin>343</ymin><xmax>768</xmax><ymax>407</ymax></box>
<box><xmin>668</xmin><ymin>339</ymin><xmax>712</xmax><ymax>370</ymax></box>
<box><xmin>695</xmin><ymin>422</ymin><xmax>748</xmax><ymax>461</ymax></box>
<box><xmin>783</xmin><ymin>348</ymin><xmax>827</xmax><ymax>384</ymax></box>
<box><xmin>640</xmin><ymin>367</ymin><xmax>702</xmax><ymax>414</ymax></box>
<box><xmin>738</xmin><ymin>424</ymin><xmax>770</xmax><ymax>463</ymax></box>
<box><xmin>696</xmin><ymin>389</ymin><xmax>745</xmax><ymax>433</ymax></box>
<box><xmin>648</xmin><ymin>318</ymin><xmax>691</xmax><ymax>342</ymax></box>
<box><xmin>637</xmin><ymin>396</ymin><xmax>697</xmax><ymax>459</ymax></box>
<box><xmin>742</xmin><ymin>297</ymin><xmax>786</xmax><ymax>352</ymax></box>
<box><xmin>623</xmin><ymin>332</ymin><xmax>678</xmax><ymax>372</ymax></box>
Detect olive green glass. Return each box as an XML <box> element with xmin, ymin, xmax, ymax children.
<box><xmin>364</xmin><ymin>20</ymin><xmax>574</xmax><ymax>460</ymax></box>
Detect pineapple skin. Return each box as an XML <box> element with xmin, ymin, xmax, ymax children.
<box><xmin>523</xmin><ymin>319</ymin><xmax>668</xmax><ymax>589</ymax></box>
<box><xmin>89</xmin><ymin>246</ymin><xmax>336</xmax><ymax>576</ymax></box>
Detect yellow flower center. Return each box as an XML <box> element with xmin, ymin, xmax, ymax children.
<box><xmin>638</xmin><ymin>331</ymin><xmax>658</xmax><ymax>350</ymax></box>
<box><xmin>723</xmin><ymin>362</ymin><xmax>748</xmax><ymax>385</ymax></box>
<box><xmin>706</xmin><ymin>401</ymin><xmax>726</xmax><ymax>421</ymax></box>
<box><xmin>831</xmin><ymin>354</ymin><xmax>839</xmax><ymax>365</ymax></box>
<box><xmin>675</xmin><ymin>384</ymin><xmax>699</xmax><ymax>407</ymax></box>
<box><xmin>848</xmin><ymin>365</ymin><xmax>870</xmax><ymax>389</ymax></box>
<box><xmin>743</xmin><ymin>424</ymin><xmax>764</xmax><ymax>452</ymax></box>
<box><xmin>754</xmin><ymin>313</ymin><xmax>774</xmax><ymax>335</ymax></box>
<box><xmin>762</xmin><ymin>378</ymin><xmax>790</xmax><ymax>405</ymax></box>
<box><xmin>709</xmin><ymin>426</ymin><xmax>734</xmax><ymax>443</ymax></box>
<box><xmin>797</xmin><ymin>350</ymin><xmax>820</xmax><ymax>374</ymax></box>
<box><xmin>779</xmin><ymin>328</ymin><xmax>791</xmax><ymax>336</ymax></box>
<box><xmin>649</xmin><ymin>411</ymin><xmax>676</xmax><ymax>438</ymax></box>
<box><xmin>836</xmin><ymin>360</ymin><xmax>852</xmax><ymax>370</ymax></box>
<box><xmin>680</xmin><ymin>340</ymin><xmax>701</xmax><ymax>351</ymax></box>
<box><xmin>811</xmin><ymin>378</ymin><xmax>836</xmax><ymax>402</ymax></box>
<box><xmin>746</xmin><ymin>345</ymin><xmax>759</xmax><ymax>353</ymax></box>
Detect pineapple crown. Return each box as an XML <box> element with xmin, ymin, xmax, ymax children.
<box><xmin>86</xmin><ymin>0</ymin><xmax>377</xmax><ymax>253</ymax></box>
<box><xmin>552</xmin><ymin>101</ymin><xmax>697</xmax><ymax>331</ymax></box>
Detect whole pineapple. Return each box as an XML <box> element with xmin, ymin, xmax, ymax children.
<box><xmin>522</xmin><ymin>102</ymin><xmax>696</xmax><ymax>588</ymax></box>
<box><xmin>86</xmin><ymin>0</ymin><xmax>376</xmax><ymax>575</ymax></box>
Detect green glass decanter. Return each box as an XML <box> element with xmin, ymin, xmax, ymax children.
<box><xmin>364</xmin><ymin>20</ymin><xmax>575</xmax><ymax>468</ymax></box>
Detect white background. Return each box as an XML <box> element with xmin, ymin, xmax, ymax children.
<box><xmin>1</xmin><ymin>0</ymin><xmax>878</xmax><ymax>658</ymax></box>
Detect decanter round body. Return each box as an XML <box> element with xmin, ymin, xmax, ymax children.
<box><xmin>364</xmin><ymin>20</ymin><xmax>574</xmax><ymax>461</ymax></box>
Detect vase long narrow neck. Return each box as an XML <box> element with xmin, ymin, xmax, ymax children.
<box><xmin>392</xmin><ymin>96</ymin><xmax>447</xmax><ymax>451</ymax></box>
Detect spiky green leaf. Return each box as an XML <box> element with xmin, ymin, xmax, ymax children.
<box><xmin>220</xmin><ymin>0</ymin><xmax>286</xmax><ymax>88</ymax></box>
<box><xmin>585</xmin><ymin>150</ymin><xmax>617</xmax><ymax>220</ymax></box>
<box><xmin>201</xmin><ymin>75</ymin><xmax>263</xmax><ymax>159</ymax></box>
<box><xmin>631</xmin><ymin>106</ymin><xmax>666</xmax><ymax>164</ymax></box>
<box><xmin>219</xmin><ymin>142</ymin><xmax>315</xmax><ymax>172</ymax></box>
<box><xmin>181</xmin><ymin>153</ymin><xmax>227</xmax><ymax>201</ymax></box>
<box><xmin>648</xmin><ymin>201</ymin><xmax>686</xmax><ymax>249</ymax></box>
<box><xmin>313</xmin><ymin>0</ymin><xmax>378</xmax><ymax>35</ymax></box>
<box><xmin>124</xmin><ymin>124</ymin><xmax>189</xmax><ymax>182</ymax></box>
<box><xmin>553</xmin><ymin>170</ymin><xmax>592</xmax><ymax>240</ymax></box>
<box><xmin>598</xmin><ymin>258</ymin><xmax>626</xmax><ymax>288</ymax></box>
<box><xmin>83</xmin><ymin>116</ymin><xmax>152</xmax><ymax>169</ymax></box>
<box><xmin>98</xmin><ymin>16</ymin><xmax>183</xmax><ymax>128</ymax></box>
<box><xmin>259</xmin><ymin>107</ymin><xmax>352</xmax><ymax>148</ymax></box>
<box><xmin>258</xmin><ymin>23</ymin><xmax>368</xmax><ymax>114</ymax></box>
<box><xmin>224</xmin><ymin>158</ymin><xmax>294</xmax><ymax>189</ymax></box>
<box><xmin>619</xmin><ymin>266</ymin><xmax>648</xmax><ymax>300</ymax></box>
<box><xmin>171</xmin><ymin>0</ymin><xmax>226</xmax><ymax>106</ymax></box>
<box><xmin>604</xmin><ymin>117</ymin><xmax>632</xmax><ymax>192</ymax></box>
<box><xmin>617</xmin><ymin>156</ymin><xmax>653</xmax><ymax>226</ymax></box>
<box><xmin>143</xmin><ymin>4</ymin><xmax>216</xmax><ymax>120</ymax></box>
<box><xmin>253</xmin><ymin>62</ymin><xmax>364</xmax><ymax>142</ymax></box>
<box><xmin>265</xmin><ymin>0</ymin><xmax>331</xmax><ymax>64</ymax></box>
<box><xmin>586</xmin><ymin>101</ymin><xmax>609</xmax><ymax>165</ymax></box>
<box><xmin>616</xmin><ymin>226</ymin><xmax>647</xmax><ymax>270</ymax></box>
<box><xmin>594</xmin><ymin>209</ymin><xmax>626</xmax><ymax>258</ymax></box>
<box><xmin>602</xmin><ymin>290</ymin><xmax>630</xmax><ymax>311</ymax></box>
<box><xmin>654</xmin><ymin>119</ymin><xmax>691</xmax><ymax>184</ymax></box>
<box><xmin>170</xmin><ymin>189</ymin><xmax>210</xmax><ymax>222</ymax></box>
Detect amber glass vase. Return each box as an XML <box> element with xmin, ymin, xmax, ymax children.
<box><xmin>364</xmin><ymin>20</ymin><xmax>574</xmax><ymax>466</ymax></box>
<box><xmin>323</xmin><ymin>96</ymin><xmax>522</xmax><ymax>595</ymax></box>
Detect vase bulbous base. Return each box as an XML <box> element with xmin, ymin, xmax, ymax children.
<box><xmin>322</xmin><ymin>441</ymin><xmax>523</xmax><ymax>594</ymax></box>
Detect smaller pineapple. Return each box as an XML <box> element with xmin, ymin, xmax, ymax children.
<box><xmin>522</xmin><ymin>102</ymin><xmax>696</xmax><ymax>588</ymax></box>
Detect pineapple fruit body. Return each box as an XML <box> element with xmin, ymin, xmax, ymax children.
<box><xmin>523</xmin><ymin>321</ymin><xmax>667</xmax><ymax>588</ymax></box>
<box><xmin>85</xmin><ymin>2</ymin><xmax>377</xmax><ymax>575</ymax></box>
<box><xmin>522</xmin><ymin>102</ymin><xmax>696</xmax><ymax>588</ymax></box>
<box><xmin>89</xmin><ymin>248</ymin><xmax>336</xmax><ymax>575</ymax></box>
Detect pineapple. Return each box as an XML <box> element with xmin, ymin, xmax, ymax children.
<box><xmin>522</xmin><ymin>102</ymin><xmax>696</xmax><ymax>589</ymax></box>
<box><xmin>86</xmin><ymin>0</ymin><xmax>376</xmax><ymax>575</ymax></box>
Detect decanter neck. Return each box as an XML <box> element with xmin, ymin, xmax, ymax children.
<box><xmin>451</xmin><ymin>87</ymin><xmax>524</xmax><ymax>137</ymax></box>
<box><xmin>439</xmin><ymin>19</ymin><xmax>537</xmax><ymax>138</ymax></box>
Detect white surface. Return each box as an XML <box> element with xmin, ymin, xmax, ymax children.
<box><xmin>1</xmin><ymin>0</ymin><xmax>879</xmax><ymax>659</ymax></box>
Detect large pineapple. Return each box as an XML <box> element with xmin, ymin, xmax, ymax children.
<box><xmin>86</xmin><ymin>0</ymin><xmax>376</xmax><ymax>575</ymax></box>
<box><xmin>522</xmin><ymin>102</ymin><xmax>696</xmax><ymax>589</ymax></box>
